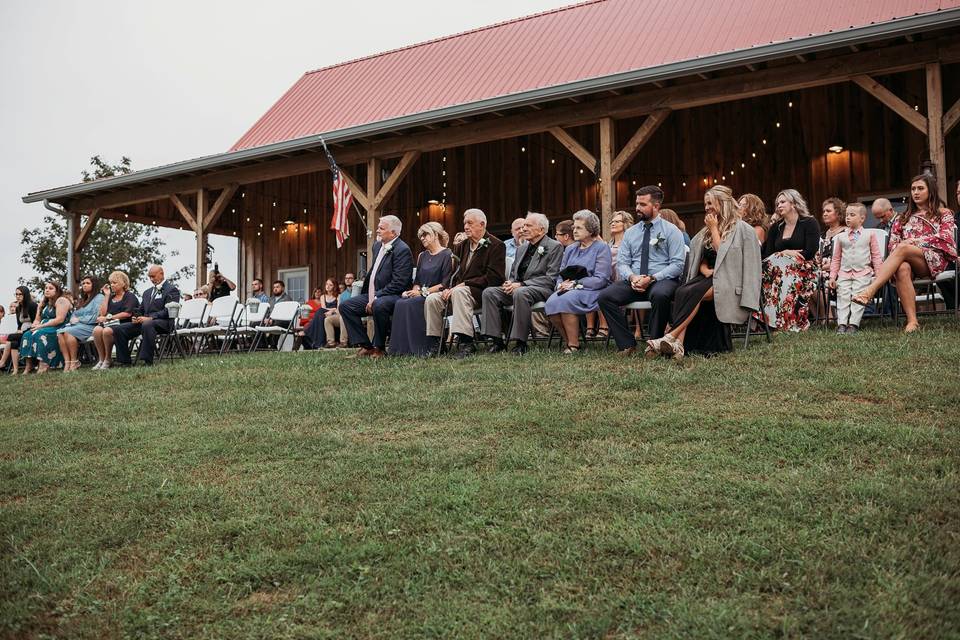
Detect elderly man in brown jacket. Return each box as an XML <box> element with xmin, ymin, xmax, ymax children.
<box><xmin>425</xmin><ymin>208</ymin><xmax>505</xmax><ymax>358</ymax></box>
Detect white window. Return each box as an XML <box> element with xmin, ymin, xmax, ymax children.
<box><xmin>278</xmin><ymin>267</ymin><xmax>309</xmax><ymax>303</ymax></box>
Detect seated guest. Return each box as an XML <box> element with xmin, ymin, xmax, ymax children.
<box><xmin>853</xmin><ymin>173</ymin><xmax>957</xmax><ymax>332</ymax></box>
<box><xmin>249</xmin><ymin>278</ymin><xmax>269</xmax><ymax>303</ymax></box>
<box><xmin>761</xmin><ymin>189</ymin><xmax>820</xmax><ymax>331</ymax></box>
<box><xmin>544</xmin><ymin>210</ymin><xmax>612</xmax><ymax>354</ymax></box>
<box><xmin>595</xmin><ymin>210</ymin><xmax>635</xmax><ymax>340</ymax></box>
<box><xmin>193</xmin><ymin>285</ymin><xmax>210</xmax><ymax>302</ymax></box>
<box><xmin>503</xmin><ymin>217</ymin><xmax>526</xmax><ymax>260</ymax></box>
<box><xmin>339</xmin><ymin>214</ymin><xmax>413</xmax><ymax>358</ymax></box>
<box><xmin>207</xmin><ymin>266</ymin><xmax>237</xmax><ymax>301</ymax></box>
<box><xmin>598</xmin><ymin>185</ymin><xmax>685</xmax><ymax>354</ymax></box>
<box><xmin>261</xmin><ymin>280</ymin><xmax>293</xmax><ymax>327</ymax></box>
<box><xmin>482</xmin><ymin>212</ymin><xmax>562</xmax><ymax>355</ymax></box>
<box><xmin>818</xmin><ymin>197</ymin><xmax>847</xmax><ymax>319</ymax></box>
<box><xmin>659</xmin><ymin>209</ymin><xmax>691</xmax><ymax>246</ymax></box>
<box><xmin>19</xmin><ymin>281</ymin><xmax>71</xmax><ymax>374</ymax></box>
<box><xmin>107</xmin><ymin>265</ymin><xmax>180</xmax><ymax>366</ymax></box>
<box><xmin>340</xmin><ymin>272</ymin><xmax>355</xmax><ymax>303</ymax></box>
<box><xmin>738</xmin><ymin>194</ymin><xmax>769</xmax><ymax>244</ymax></box>
<box><xmin>0</xmin><ymin>286</ymin><xmax>38</xmax><ymax>374</ymax></box>
<box><xmin>56</xmin><ymin>275</ymin><xmax>105</xmax><ymax>371</ymax></box>
<box><xmin>91</xmin><ymin>271</ymin><xmax>138</xmax><ymax>370</ymax></box>
<box><xmin>390</xmin><ymin>222</ymin><xmax>454</xmax><ymax>356</ymax></box>
<box><xmin>829</xmin><ymin>202</ymin><xmax>883</xmax><ymax>334</ymax></box>
<box><xmin>872</xmin><ymin>198</ymin><xmax>895</xmax><ymax>234</ymax></box>
<box><xmin>648</xmin><ymin>186</ymin><xmax>761</xmax><ymax>360</ymax></box>
<box><xmin>554</xmin><ymin>220</ymin><xmax>574</xmax><ymax>247</ymax></box>
<box><xmin>300</xmin><ymin>281</ymin><xmax>340</xmax><ymax>349</ymax></box>
<box><xmin>425</xmin><ymin>209</ymin><xmax>505</xmax><ymax>358</ymax></box>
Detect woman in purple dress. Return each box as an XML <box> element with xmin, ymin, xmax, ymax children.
<box><xmin>389</xmin><ymin>222</ymin><xmax>454</xmax><ymax>356</ymax></box>
<box><xmin>544</xmin><ymin>210</ymin><xmax>612</xmax><ymax>354</ymax></box>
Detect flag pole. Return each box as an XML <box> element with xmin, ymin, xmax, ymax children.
<box><xmin>319</xmin><ymin>135</ymin><xmax>370</xmax><ymax>236</ymax></box>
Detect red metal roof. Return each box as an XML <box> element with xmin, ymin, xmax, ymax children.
<box><xmin>231</xmin><ymin>0</ymin><xmax>960</xmax><ymax>152</ymax></box>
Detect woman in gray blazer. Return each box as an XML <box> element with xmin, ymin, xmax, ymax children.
<box><xmin>646</xmin><ymin>185</ymin><xmax>762</xmax><ymax>360</ymax></box>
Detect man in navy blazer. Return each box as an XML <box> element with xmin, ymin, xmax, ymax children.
<box><xmin>111</xmin><ymin>264</ymin><xmax>181</xmax><ymax>366</ymax></box>
<box><xmin>340</xmin><ymin>214</ymin><xmax>413</xmax><ymax>358</ymax></box>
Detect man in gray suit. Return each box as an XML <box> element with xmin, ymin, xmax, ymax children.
<box><xmin>482</xmin><ymin>212</ymin><xmax>563</xmax><ymax>355</ymax></box>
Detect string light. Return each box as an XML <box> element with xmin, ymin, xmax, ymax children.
<box><xmin>775</xmin><ymin>122</ymin><xmax>781</xmax><ymax>128</ymax></box>
<box><xmin>788</xmin><ymin>101</ymin><xmax>793</xmax><ymax>108</ymax></box>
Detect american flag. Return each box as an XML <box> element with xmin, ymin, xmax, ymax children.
<box><xmin>324</xmin><ymin>145</ymin><xmax>352</xmax><ymax>248</ymax></box>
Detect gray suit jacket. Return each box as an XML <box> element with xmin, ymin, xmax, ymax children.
<box><xmin>510</xmin><ymin>236</ymin><xmax>564</xmax><ymax>293</ymax></box>
<box><xmin>685</xmin><ymin>220</ymin><xmax>762</xmax><ymax>325</ymax></box>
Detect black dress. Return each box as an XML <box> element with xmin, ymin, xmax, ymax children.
<box><xmin>670</xmin><ymin>245</ymin><xmax>732</xmax><ymax>355</ymax></box>
<box><xmin>389</xmin><ymin>248</ymin><xmax>453</xmax><ymax>356</ymax></box>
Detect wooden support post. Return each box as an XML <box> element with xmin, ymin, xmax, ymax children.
<box><xmin>548</xmin><ymin>126</ymin><xmax>596</xmax><ymax>171</ymax></box>
<box><xmin>926</xmin><ymin>63</ymin><xmax>946</xmax><ymax>185</ymax></box>
<box><xmin>852</xmin><ymin>75</ymin><xmax>928</xmax><ymax>133</ymax></box>
<box><xmin>338</xmin><ymin>168</ymin><xmax>371</xmax><ymax>211</ymax></box>
<box><xmin>372</xmin><ymin>151</ymin><xmax>421</xmax><ymax>210</ymax></box>
<box><xmin>599</xmin><ymin>117</ymin><xmax>615</xmax><ymax>241</ymax></box>
<box><xmin>196</xmin><ymin>189</ymin><xmax>208</xmax><ymax>288</ymax></box>
<box><xmin>366</xmin><ymin>157</ymin><xmax>381</xmax><ymax>260</ymax></box>
<box><xmin>945</xmin><ymin>97</ymin><xmax>960</xmax><ymax>136</ymax></box>
<box><xmin>170</xmin><ymin>194</ymin><xmax>199</xmax><ymax>233</ymax></box>
<box><xmin>75</xmin><ymin>208</ymin><xmax>101</xmax><ymax>251</ymax></box>
<box><xmin>611</xmin><ymin>109</ymin><xmax>671</xmax><ymax>178</ymax></box>
<box><xmin>203</xmin><ymin>184</ymin><xmax>239</xmax><ymax>232</ymax></box>
<box><xmin>66</xmin><ymin>212</ymin><xmax>78</xmax><ymax>291</ymax></box>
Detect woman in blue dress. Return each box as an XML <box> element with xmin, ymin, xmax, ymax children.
<box><xmin>544</xmin><ymin>210</ymin><xmax>612</xmax><ymax>354</ymax></box>
<box><xmin>389</xmin><ymin>222</ymin><xmax>453</xmax><ymax>356</ymax></box>
<box><xmin>19</xmin><ymin>280</ymin><xmax>72</xmax><ymax>374</ymax></box>
<box><xmin>57</xmin><ymin>275</ymin><xmax>105</xmax><ymax>372</ymax></box>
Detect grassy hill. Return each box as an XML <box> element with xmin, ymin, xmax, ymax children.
<box><xmin>2</xmin><ymin>320</ymin><xmax>959</xmax><ymax>638</ymax></box>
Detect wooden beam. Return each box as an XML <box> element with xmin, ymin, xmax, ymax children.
<box><xmin>944</xmin><ymin>97</ymin><xmax>960</xmax><ymax>135</ymax></box>
<box><xmin>65</xmin><ymin>38</ymin><xmax>960</xmax><ymax>213</ymax></box>
<box><xmin>203</xmin><ymin>183</ymin><xmax>239</xmax><ymax>231</ymax></box>
<box><xmin>338</xmin><ymin>168</ymin><xmax>370</xmax><ymax>211</ymax></box>
<box><xmin>372</xmin><ymin>151</ymin><xmax>420</xmax><ymax>210</ymax></box>
<box><xmin>74</xmin><ymin>208</ymin><xmax>101</xmax><ymax>251</ymax></box>
<box><xmin>169</xmin><ymin>193</ymin><xmax>199</xmax><ymax>233</ymax></box>
<box><xmin>852</xmin><ymin>74</ymin><xmax>928</xmax><ymax>133</ymax></box>
<box><xmin>599</xmin><ymin>117</ymin><xmax>615</xmax><ymax>240</ymax></box>
<box><xmin>926</xmin><ymin>63</ymin><xmax>946</xmax><ymax>185</ymax></box>
<box><xmin>745</xmin><ymin>63</ymin><xmax>757</xmax><ymax>72</ymax></box>
<box><xmin>611</xmin><ymin>109</ymin><xmax>671</xmax><ymax>178</ymax></box>
<box><xmin>366</xmin><ymin>157</ymin><xmax>381</xmax><ymax>258</ymax></box>
<box><xmin>196</xmin><ymin>189</ymin><xmax>208</xmax><ymax>288</ymax></box>
<box><xmin>548</xmin><ymin>126</ymin><xmax>596</xmax><ymax>171</ymax></box>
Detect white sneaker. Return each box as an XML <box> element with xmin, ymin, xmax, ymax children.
<box><xmin>91</xmin><ymin>361</ymin><xmax>103</xmax><ymax>370</ymax></box>
<box><xmin>99</xmin><ymin>361</ymin><xmax>110</xmax><ymax>371</ymax></box>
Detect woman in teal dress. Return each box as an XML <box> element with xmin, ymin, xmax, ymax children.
<box><xmin>57</xmin><ymin>275</ymin><xmax>104</xmax><ymax>372</ymax></box>
<box><xmin>19</xmin><ymin>281</ymin><xmax>72</xmax><ymax>374</ymax></box>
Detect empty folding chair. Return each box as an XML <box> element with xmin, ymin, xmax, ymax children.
<box><xmin>191</xmin><ymin>295</ymin><xmax>240</xmax><ymax>355</ymax></box>
<box><xmin>249</xmin><ymin>300</ymin><xmax>300</xmax><ymax>352</ymax></box>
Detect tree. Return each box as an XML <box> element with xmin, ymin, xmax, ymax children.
<box><xmin>19</xmin><ymin>156</ymin><xmax>193</xmax><ymax>291</ymax></box>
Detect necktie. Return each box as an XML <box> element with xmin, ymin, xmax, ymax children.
<box><xmin>368</xmin><ymin>245</ymin><xmax>388</xmax><ymax>303</ymax></box>
<box><xmin>639</xmin><ymin>222</ymin><xmax>652</xmax><ymax>276</ymax></box>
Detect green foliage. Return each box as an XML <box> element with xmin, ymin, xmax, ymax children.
<box><xmin>19</xmin><ymin>156</ymin><xmax>193</xmax><ymax>292</ymax></box>
<box><xmin>1</xmin><ymin>321</ymin><xmax>959</xmax><ymax>638</ymax></box>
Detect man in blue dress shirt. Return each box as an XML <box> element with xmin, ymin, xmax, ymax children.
<box><xmin>597</xmin><ymin>185</ymin><xmax>685</xmax><ymax>355</ymax></box>
<box><xmin>503</xmin><ymin>217</ymin><xmax>526</xmax><ymax>260</ymax></box>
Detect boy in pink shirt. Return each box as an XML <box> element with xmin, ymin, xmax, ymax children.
<box><xmin>829</xmin><ymin>202</ymin><xmax>883</xmax><ymax>334</ymax></box>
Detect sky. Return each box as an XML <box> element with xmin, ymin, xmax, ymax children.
<box><xmin>0</xmin><ymin>0</ymin><xmax>565</xmax><ymax>299</ymax></box>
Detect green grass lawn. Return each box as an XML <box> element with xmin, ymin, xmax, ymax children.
<box><xmin>2</xmin><ymin>320</ymin><xmax>959</xmax><ymax>639</ymax></box>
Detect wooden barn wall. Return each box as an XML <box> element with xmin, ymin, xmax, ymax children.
<box><xmin>225</xmin><ymin>73</ymin><xmax>955</xmax><ymax>294</ymax></box>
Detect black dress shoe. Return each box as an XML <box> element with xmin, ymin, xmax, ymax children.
<box><xmin>510</xmin><ymin>342</ymin><xmax>528</xmax><ymax>356</ymax></box>
<box><xmin>454</xmin><ymin>343</ymin><xmax>476</xmax><ymax>359</ymax></box>
<box><xmin>487</xmin><ymin>340</ymin><xmax>506</xmax><ymax>354</ymax></box>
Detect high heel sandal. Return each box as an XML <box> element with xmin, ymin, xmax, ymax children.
<box><xmin>584</xmin><ymin>328</ymin><xmax>596</xmax><ymax>339</ymax></box>
<box><xmin>562</xmin><ymin>345</ymin><xmax>581</xmax><ymax>355</ymax></box>
<box><xmin>595</xmin><ymin>328</ymin><xmax>609</xmax><ymax>339</ymax></box>
<box><xmin>644</xmin><ymin>338</ymin><xmax>662</xmax><ymax>359</ymax></box>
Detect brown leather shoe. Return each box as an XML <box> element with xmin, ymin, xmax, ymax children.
<box><xmin>368</xmin><ymin>348</ymin><xmax>386</xmax><ymax>359</ymax></box>
<box><xmin>351</xmin><ymin>346</ymin><xmax>374</xmax><ymax>358</ymax></box>
<box><xmin>616</xmin><ymin>346</ymin><xmax>636</xmax><ymax>357</ymax></box>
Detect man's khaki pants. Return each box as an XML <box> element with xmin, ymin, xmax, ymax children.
<box><xmin>425</xmin><ymin>287</ymin><xmax>477</xmax><ymax>338</ymax></box>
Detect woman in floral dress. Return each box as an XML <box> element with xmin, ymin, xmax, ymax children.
<box><xmin>19</xmin><ymin>281</ymin><xmax>72</xmax><ymax>374</ymax></box>
<box><xmin>853</xmin><ymin>173</ymin><xmax>957</xmax><ymax>332</ymax></box>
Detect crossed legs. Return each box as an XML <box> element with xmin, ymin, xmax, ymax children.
<box><xmin>854</xmin><ymin>243</ymin><xmax>929</xmax><ymax>331</ymax></box>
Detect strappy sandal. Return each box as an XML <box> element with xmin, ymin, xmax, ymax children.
<box><xmin>584</xmin><ymin>328</ymin><xmax>597</xmax><ymax>339</ymax></box>
<box><xmin>644</xmin><ymin>339</ymin><xmax>662</xmax><ymax>359</ymax></box>
<box><xmin>562</xmin><ymin>345</ymin><xmax>581</xmax><ymax>355</ymax></box>
<box><xmin>596</xmin><ymin>328</ymin><xmax>609</xmax><ymax>339</ymax></box>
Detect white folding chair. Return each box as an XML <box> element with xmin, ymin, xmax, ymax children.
<box><xmin>230</xmin><ymin>299</ymin><xmax>270</xmax><ymax>351</ymax></box>
<box><xmin>0</xmin><ymin>315</ymin><xmax>18</xmax><ymax>363</ymax></box>
<box><xmin>192</xmin><ymin>296</ymin><xmax>240</xmax><ymax>355</ymax></box>
<box><xmin>249</xmin><ymin>301</ymin><xmax>300</xmax><ymax>352</ymax></box>
<box><xmin>170</xmin><ymin>299</ymin><xmax>210</xmax><ymax>356</ymax></box>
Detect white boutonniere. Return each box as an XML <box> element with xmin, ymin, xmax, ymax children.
<box><xmin>420</xmin><ymin>287</ymin><xmax>430</xmax><ymax>298</ymax></box>
<box><xmin>383</xmin><ymin>244</ymin><xmax>394</xmax><ymax>255</ymax></box>
<box><xmin>477</xmin><ymin>237</ymin><xmax>490</xmax><ymax>249</ymax></box>
<box><xmin>574</xmin><ymin>283</ymin><xmax>584</xmax><ymax>290</ymax></box>
<box><xmin>536</xmin><ymin>245</ymin><xmax>546</xmax><ymax>257</ymax></box>
<box><xmin>650</xmin><ymin>232</ymin><xmax>666</xmax><ymax>247</ymax></box>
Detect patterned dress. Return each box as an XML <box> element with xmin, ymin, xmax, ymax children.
<box><xmin>760</xmin><ymin>255</ymin><xmax>818</xmax><ymax>332</ymax></box>
<box><xmin>888</xmin><ymin>210</ymin><xmax>957</xmax><ymax>277</ymax></box>
<box><xmin>19</xmin><ymin>303</ymin><xmax>68</xmax><ymax>367</ymax></box>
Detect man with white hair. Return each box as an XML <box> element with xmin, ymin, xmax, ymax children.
<box><xmin>339</xmin><ymin>214</ymin><xmax>413</xmax><ymax>358</ymax></box>
<box><xmin>871</xmin><ymin>198</ymin><xmax>895</xmax><ymax>234</ymax></box>
<box><xmin>109</xmin><ymin>264</ymin><xmax>180</xmax><ymax>366</ymax></box>
<box><xmin>481</xmin><ymin>212</ymin><xmax>563</xmax><ymax>355</ymax></box>
<box><xmin>504</xmin><ymin>217</ymin><xmax>526</xmax><ymax>260</ymax></box>
<box><xmin>424</xmin><ymin>208</ymin><xmax>505</xmax><ymax>358</ymax></box>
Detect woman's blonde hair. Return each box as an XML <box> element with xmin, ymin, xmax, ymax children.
<box><xmin>738</xmin><ymin>193</ymin><xmax>769</xmax><ymax>231</ymax></box>
<box><xmin>658</xmin><ymin>208</ymin><xmax>686</xmax><ymax>233</ymax></box>
<box><xmin>776</xmin><ymin>188</ymin><xmax>812</xmax><ymax>218</ymax></box>
<box><xmin>108</xmin><ymin>270</ymin><xmax>130</xmax><ymax>291</ymax></box>
<box><xmin>418</xmin><ymin>221</ymin><xmax>449</xmax><ymax>247</ymax></box>
<box><xmin>703</xmin><ymin>185</ymin><xmax>740</xmax><ymax>248</ymax></box>
<box><xmin>611</xmin><ymin>210</ymin><xmax>635</xmax><ymax>229</ymax></box>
